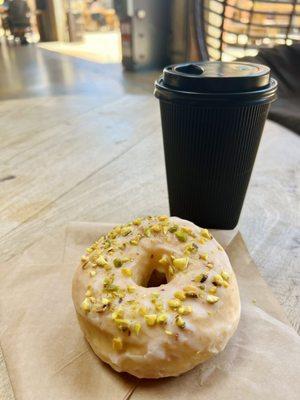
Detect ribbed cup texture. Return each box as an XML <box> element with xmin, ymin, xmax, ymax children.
<box><xmin>159</xmin><ymin>101</ymin><xmax>270</xmax><ymax>229</ymax></box>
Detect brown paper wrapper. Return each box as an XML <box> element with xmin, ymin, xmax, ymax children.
<box><xmin>0</xmin><ymin>223</ymin><xmax>299</xmax><ymax>400</ymax></box>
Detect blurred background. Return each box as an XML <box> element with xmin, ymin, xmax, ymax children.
<box><xmin>0</xmin><ymin>0</ymin><xmax>299</xmax><ymax>131</ymax></box>
<box><xmin>0</xmin><ymin>0</ymin><xmax>299</xmax><ymax>65</ymax></box>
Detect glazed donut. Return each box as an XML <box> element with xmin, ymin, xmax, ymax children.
<box><xmin>72</xmin><ymin>216</ymin><xmax>240</xmax><ymax>378</ymax></box>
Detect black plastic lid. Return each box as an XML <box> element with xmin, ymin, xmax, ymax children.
<box><xmin>163</xmin><ymin>61</ymin><xmax>270</xmax><ymax>92</ymax></box>
<box><xmin>154</xmin><ymin>61</ymin><xmax>278</xmax><ymax>105</ymax></box>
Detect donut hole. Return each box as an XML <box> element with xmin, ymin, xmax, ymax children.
<box><xmin>146</xmin><ymin>269</ymin><xmax>168</xmax><ymax>288</ymax></box>
<box><xmin>132</xmin><ymin>251</ymin><xmax>172</xmax><ymax>288</ymax></box>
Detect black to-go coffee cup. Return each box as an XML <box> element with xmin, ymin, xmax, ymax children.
<box><xmin>154</xmin><ymin>61</ymin><xmax>277</xmax><ymax>229</ymax></box>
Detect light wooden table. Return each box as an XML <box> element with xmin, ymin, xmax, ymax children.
<box><xmin>0</xmin><ymin>46</ymin><xmax>299</xmax><ymax>336</ymax></box>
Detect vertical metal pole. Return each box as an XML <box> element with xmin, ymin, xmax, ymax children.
<box><xmin>286</xmin><ymin>0</ymin><xmax>297</xmax><ymax>43</ymax></box>
<box><xmin>194</xmin><ymin>0</ymin><xmax>209</xmax><ymax>60</ymax></box>
<box><xmin>219</xmin><ymin>0</ymin><xmax>227</xmax><ymax>60</ymax></box>
<box><xmin>243</xmin><ymin>0</ymin><xmax>255</xmax><ymax>55</ymax></box>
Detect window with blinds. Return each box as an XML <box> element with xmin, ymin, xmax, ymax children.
<box><xmin>198</xmin><ymin>0</ymin><xmax>300</xmax><ymax>60</ymax></box>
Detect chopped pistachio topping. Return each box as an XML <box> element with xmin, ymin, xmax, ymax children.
<box><xmin>194</xmin><ymin>273</ymin><xmax>208</xmax><ymax>283</ymax></box>
<box><xmin>118</xmin><ymin>289</ymin><xmax>126</xmax><ymax>299</ymax></box>
<box><xmin>90</xmin><ymin>262</ymin><xmax>97</xmax><ymax>269</ymax></box>
<box><xmin>209</xmin><ymin>286</ymin><xmax>217</xmax><ymax>294</ymax></box>
<box><xmin>115</xmin><ymin>226</ymin><xmax>122</xmax><ymax>234</ymax></box>
<box><xmin>182</xmin><ymin>226</ymin><xmax>195</xmax><ymax>237</ymax></box>
<box><xmin>159</xmin><ymin>254</ymin><xmax>169</xmax><ymax>266</ymax></box>
<box><xmin>162</xmin><ymin>225</ymin><xmax>169</xmax><ymax>234</ymax></box>
<box><xmin>175</xmin><ymin>230</ymin><xmax>188</xmax><ymax>242</ymax></box>
<box><xmin>139</xmin><ymin>306</ymin><xmax>148</xmax><ymax>316</ymax></box>
<box><xmin>127</xmin><ymin>285</ymin><xmax>135</xmax><ymax>293</ymax></box>
<box><xmin>101</xmin><ymin>298</ymin><xmax>110</xmax><ymax>305</ymax></box>
<box><xmin>168</xmin><ymin>265</ymin><xmax>175</xmax><ymax>276</ymax></box>
<box><xmin>168</xmin><ymin>299</ymin><xmax>181</xmax><ymax>309</ymax></box>
<box><xmin>184</xmin><ymin>242</ymin><xmax>198</xmax><ymax>255</ymax></box>
<box><xmin>112</xmin><ymin>308</ymin><xmax>124</xmax><ymax>320</ymax></box>
<box><xmin>183</xmin><ymin>285</ymin><xmax>198</xmax><ymax>297</ymax></box>
<box><xmin>178</xmin><ymin>305</ymin><xmax>192</xmax><ymax>315</ymax></box>
<box><xmin>201</xmin><ymin>228</ymin><xmax>212</xmax><ymax>239</ymax></box>
<box><xmin>115</xmin><ymin>318</ymin><xmax>130</xmax><ymax>331</ymax></box>
<box><xmin>151</xmin><ymin>224</ymin><xmax>161</xmax><ymax>233</ymax></box>
<box><xmin>92</xmin><ymin>303</ymin><xmax>106</xmax><ymax>313</ymax></box>
<box><xmin>173</xmin><ymin>257</ymin><xmax>189</xmax><ymax>271</ymax></box>
<box><xmin>108</xmin><ymin>231</ymin><xmax>118</xmax><ymax>239</ymax></box>
<box><xmin>134</xmin><ymin>323</ymin><xmax>141</xmax><ymax>335</ymax></box>
<box><xmin>168</xmin><ymin>225</ymin><xmax>178</xmax><ymax>233</ymax></box>
<box><xmin>121</xmin><ymin>268</ymin><xmax>132</xmax><ymax>277</ymax></box>
<box><xmin>103</xmin><ymin>276</ymin><xmax>110</xmax><ymax>286</ymax></box>
<box><xmin>157</xmin><ymin>313</ymin><xmax>168</xmax><ymax>324</ymax></box>
<box><xmin>96</xmin><ymin>255</ymin><xmax>108</xmax><ymax>267</ymax></box>
<box><xmin>185</xmin><ymin>291</ymin><xmax>198</xmax><ymax>298</ymax></box>
<box><xmin>144</xmin><ymin>228</ymin><xmax>151</xmax><ymax>237</ymax></box>
<box><xmin>103</xmin><ymin>275</ymin><xmax>119</xmax><ymax>292</ymax></box>
<box><xmin>103</xmin><ymin>240</ymin><xmax>111</xmax><ymax>249</ymax></box>
<box><xmin>81</xmin><ymin>219</ymin><xmax>224</xmax><ymax>339</ymax></box>
<box><xmin>121</xmin><ymin>227</ymin><xmax>132</xmax><ymax>236</ymax></box>
<box><xmin>155</xmin><ymin>302</ymin><xmax>164</xmax><ymax>312</ymax></box>
<box><xmin>113</xmin><ymin>258</ymin><xmax>122</xmax><ymax>268</ymax></box>
<box><xmin>81</xmin><ymin>298</ymin><xmax>91</xmax><ymax>312</ymax></box>
<box><xmin>144</xmin><ymin>314</ymin><xmax>157</xmax><ymax>326</ymax></box>
<box><xmin>221</xmin><ymin>271</ymin><xmax>230</xmax><ymax>281</ymax></box>
<box><xmin>103</xmin><ymin>275</ymin><xmax>115</xmax><ymax>288</ymax></box>
<box><xmin>174</xmin><ymin>290</ymin><xmax>186</xmax><ymax>301</ymax></box>
<box><xmin>212</xmin><ymin>274</ymin><xmax>224</xmax><ymax>286</ymax></box>
<box><xmin>206</xmin><ymin>295</ymin><xmax>220</xmax><ymax>304</ymax></box>
<box><xmin>114</xmin><ymin>257</ymin><xmax>131</xmax><ymax>268</ymax></box>
<box><xmin>105</xmin><ymin>283</ymin><xmax>118</xmax><ymax>292</ymax></box>
<box><xmin>158</xmin><ymin>215</ymin><xmax>168</xmax><ymax>221</ymax></box>
<box><xmin>112</xmin><ymin>337</ymin><xmax>123</xmax><ymax>351</ymax></box>
<box><xmin>175</xmin><ymin>316</ymin><xmax>185</xmax><ymax>328</ymax></box>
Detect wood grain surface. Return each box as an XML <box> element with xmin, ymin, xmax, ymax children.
<box><xmin>0</xmin><ymin>46</ymin><xmax>299</xmax><ymax>335</ymax></box>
